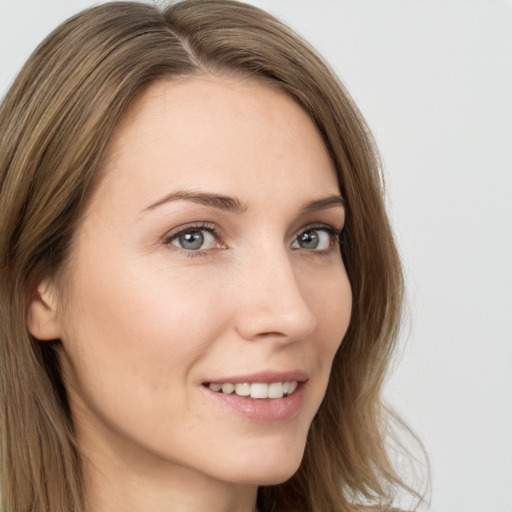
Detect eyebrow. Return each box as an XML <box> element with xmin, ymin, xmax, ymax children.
<box><xmin>143</xmin><ymin>190</ymin><xmax>248</xmax><ymax>214</ymax></box>
<box><xmin>301</xmin><ymin>195</ymin><xmax>345</xmax><ymax>212</ymax></box>
<box><xmin>142</xmin><ymin>190</ymin><xmax>345</xmax><ymax>214</ymax></box>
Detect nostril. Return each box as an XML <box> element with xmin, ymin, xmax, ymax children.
<box><xmin>234</xmin><ymin>307</ymin><xmax>316</xmax><ymax>344</ymax></box>
<box><xmin>258</xmin><ymin>331</ymin><xmax>287</xmax><ymax>338</ymax></box>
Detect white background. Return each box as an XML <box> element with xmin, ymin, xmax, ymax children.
<box><xmin>1</xmin><ymin>1</ymin><xmax>511</xmax><ymax>511</ymax></box>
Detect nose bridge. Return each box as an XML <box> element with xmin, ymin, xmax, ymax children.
<box><xmin>234</xmin><ymin>243</ymin><xmax>317</xmax><ymax>342</ymax></box>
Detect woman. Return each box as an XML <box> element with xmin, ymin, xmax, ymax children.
<box><xmin>0</xmin><ymin>1</ymin><xmax>425</xmax><ymax>511</ymax></box>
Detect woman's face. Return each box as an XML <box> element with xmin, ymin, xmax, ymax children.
<box><xmin>49</xmin><ymin>77</ymin><xmax>351</xmax><ymax>488</ymax></box>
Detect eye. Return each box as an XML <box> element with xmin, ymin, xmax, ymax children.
<box><xmin>291</xmin><ymin>226</ymin><xmax>339</xmax><ymax>251</ymax></box>
<box><xmin>164</xmin><ymin>223</ymin><xmax>220</xmax><ymax>253</ymax></box>
<box><xmin>172</xmin><ymin>230</ymin><xmax>216</xmax><ymax>250</ymax></box>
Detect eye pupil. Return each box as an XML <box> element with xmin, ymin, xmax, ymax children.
<box><xmin>299</xmin><ymin>230</ymin><xmax>319</xmax><ymax>249</ymax></box>
<box><xmin>179</xmin><ymin>231</ymin><xmax>204</xmax><ymax>250</ymax></box>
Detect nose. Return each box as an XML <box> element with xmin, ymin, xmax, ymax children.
<box><xmin>234</xmin><ymin>250</ymin><xmax>318</xmax><ymax>344</ymax></box>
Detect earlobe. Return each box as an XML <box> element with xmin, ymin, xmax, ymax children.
<box><xmin>27</xmin><ymin>278</ymin><xmax>62</xmax><ymax>341</ymax></box>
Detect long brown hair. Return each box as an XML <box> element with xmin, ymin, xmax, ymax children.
<box><xmin>0</xmin><ymin>1</ymin><xmax>426</xmax><ymax>511</ymax></box>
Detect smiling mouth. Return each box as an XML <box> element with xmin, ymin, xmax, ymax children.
<box><xmin>205</xmin><ymin>381</ymin><xmax>299</xmax><ymax>399</ymax></box>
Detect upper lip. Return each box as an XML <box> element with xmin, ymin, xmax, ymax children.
<box><xmin>204</xmin><ymin>370</ymin><xmax>309</xmax><ymax>385</ymax></box>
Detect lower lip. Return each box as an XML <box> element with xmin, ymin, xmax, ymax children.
<box><xmin>203</xmin><ymin>384</ymin><xmax>305</xmax><ymax>423</ymax></box>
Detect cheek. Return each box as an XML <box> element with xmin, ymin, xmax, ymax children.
<box><xmin>58</xmin><ymin>248</ymin><xmax>229</xmax><ymax>402</ymax></box>
<box><xmin>302</xmin><ymin>263</ymin><xmax>352</xmax><ymax>396</ymax></box>
<box><xmin>313</xmin><ymin>265</ymin><xmax>351</xmax><ymax>342</ymax></box>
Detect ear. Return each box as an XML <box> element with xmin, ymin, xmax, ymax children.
<box><xmin>27</xmin><ymin>278</ymin><xmax>62</xmax><ymax>341</ymax></box>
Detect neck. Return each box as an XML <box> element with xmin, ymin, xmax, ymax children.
<box><xmin>74</xmin><ymin>411</ymin><xmax>259</xmax><ymax>512</ymax></box>
<box><xmin>82</xmin><ymin>453</ymin><xmax>259</xmax><ymax>512</ymax></box>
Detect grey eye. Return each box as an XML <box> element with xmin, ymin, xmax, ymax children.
<box><xmin>170</xmin><ymin>230</ymin><xmax>216</xmax><ymax>251</ymax></box>
<box><xmin>292</xmin><ymin>229</ymin><xmax>331</xmax><ymax>250</ymax></box>
<box><xmin>298</xmin><ymin>231</ymin><xmax>319</xmax><ymax>249</ymax></box>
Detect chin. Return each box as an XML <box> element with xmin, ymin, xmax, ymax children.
<box><xmin>213</xmin><ymin>434</ymin><xmax>307</xmax><ymax>486</ymax></box>
<box><xmin>225</xmin><ymin>461</ymin><xmax>303</xmax><ymax>487</ymax></box>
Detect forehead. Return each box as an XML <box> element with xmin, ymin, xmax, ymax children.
<box><xmin>96</xmin><ymin>76</ymin><xmax>338</xmax><ymax>210</ymax></box>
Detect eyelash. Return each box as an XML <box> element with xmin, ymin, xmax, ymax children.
<box><xmin>162</xmin><ymin>221</ymin><xmax>342</xmax><ymax>258</ymax></box>
<box><xmin>162</xmin><ymin>222</ymin><xmax>221</xmax><ymax>258</ymax></box>
<box><xmin>293</xmin><ymin>224</ymin><xmax>341</xmax><ymax>253</ymax></box>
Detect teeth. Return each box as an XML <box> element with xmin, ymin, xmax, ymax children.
<box><xmin>288</xmin><ymin>381</ymin><xmax>298</xmax><ymax>394</ymax></box>
<box><xmin>234</xmin><ymin>383</ymin><xmax>250</xmax><ymax>396</ymax></box>
<box><xmin>221</xmin><ymin>383</ymin><xmax>235</xmax><ymax>394</ymax></box>
<box><xmin>208</xmin><ymin>381</ymin><xmax>299</xmax><ymax>399</ymax></box>
<box><xmin>268</xmin><ymin>382</ymin><xmax>283</xmax><ymax>398</ymax></box>
<box><xmin>250</xmin><ymin>383</ymin><xmax>268</xmax><ymax>399</ymax></box>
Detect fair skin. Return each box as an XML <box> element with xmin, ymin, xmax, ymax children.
<box><xmin>28</xmin><ymin>76</ymin><xmax>352</xmax><ymax>512</ymax></box>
